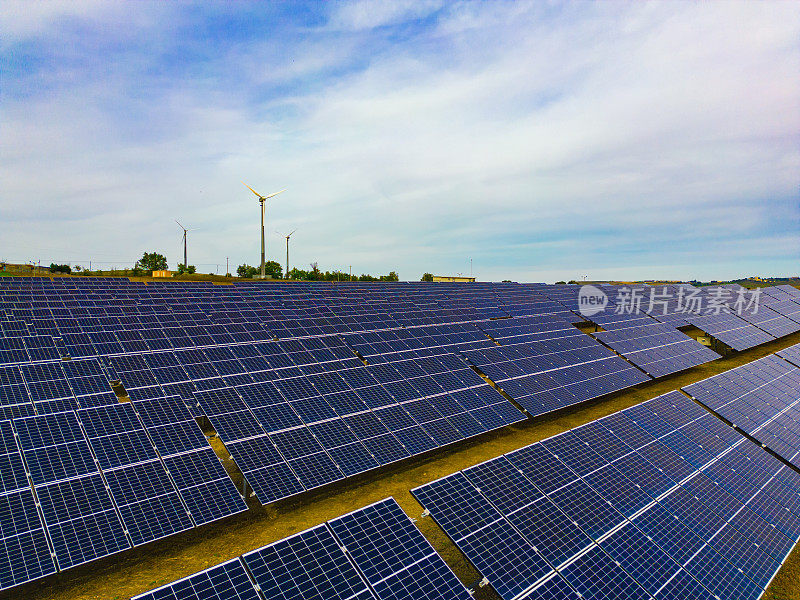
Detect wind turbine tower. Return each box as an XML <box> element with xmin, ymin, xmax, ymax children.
<box><xmin>283</xmin><ymin>229</ymin><xmax>297</xmax><ymax>279</ymax></box>
<box><xmin>175</xmin><ymin>220</ymin><xmax>197</xmax><ymax>268</ymax></box>
<box><xmin>243</xmin><ymin>183</ymin><xmax>286</xmax><ymax>278</ymax></box>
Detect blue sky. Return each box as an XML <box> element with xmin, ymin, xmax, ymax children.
<box><xmin>1</xmin><ymin>1</ymin><xmax>798</xmax><ymax>282</ymax></box>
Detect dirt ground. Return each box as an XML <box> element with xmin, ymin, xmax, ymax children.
<box><xmin>7</xmin><ymin>330</ymin><xmax>800</xmax><ymax>600</ymax></box>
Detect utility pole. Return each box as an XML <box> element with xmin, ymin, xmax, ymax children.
<box><xmin>226</xmin><ymin>257</ymin><xmax>229</xmax><ymax>275</ymax></box>
<box><xmin>349</xmin><ymin>265</ymin><xmax>352</xmax><ymax>281</ymax></box>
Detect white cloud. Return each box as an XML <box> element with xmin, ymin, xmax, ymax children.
<box><xmin>326</xmin><ymin>0</ymin><xmax>444</xmax><ymax>31</ymax></box>
<box><xmin>1</xmin><ymin>1</ymin><xmax>798</xmax><ymax>282</ymax></box>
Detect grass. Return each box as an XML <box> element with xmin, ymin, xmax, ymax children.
<box><xmin>5</xmin><ymin>332</ymin><xmax>800</xmax><ymax>600</ymax></box>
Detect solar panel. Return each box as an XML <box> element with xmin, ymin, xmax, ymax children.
<box><xmin>413</xmin><ymin>388</ymin><xmax>800</xmax><ymax>600</ymax></box>
<box><xmin>76</xmin><ymin>403</ymin><xmax>193</xmax><ymax>546</ymax></box>
<box><xmin>194</xmin><ymin>387</ymin><xmax>308</xmax><ymax>504</ymax></box>
<box><xmin>776</xmin><ymin>341</ymin><xmax>800</xmax><ymax>367</ymax></box>
<box><xmin>137</xmin><ymin>497</ymin><xmax>470</xmax><ymax>600</ymax></box>
<box><xmin>130</xmin><ymin>557</ymin><xmax>261</xmax><ymax>600</ymax></box>
<box><xmin>593</xmin><ymin>323</ymin><xmax>720</xmax><ymax>378</ymax></box>
<box><xmin>685</xmin><ymin>312</ymin><xmax>776</xmax><ymax>351</ymax></box>
<box><xmin>462</xmin><ymin>336</ymin><xmax>650</xmax><ymax>417</ymax></box>
<box><xmin>683</xmin><ymin>355</ymin><xmax>800</xmax><ymax>470</ymax></box>
<box><xmin>327</xmin><ymin>498</ymin><xmax>473</xmax><ymax>600</ymax></box>
<box><xmin>13</xmin><ymin>411</ymin><xmax>130</xmax><ymax>570</ymax></box>
<box><xmin>0</xmin><ymin>419</ymin><xmax>57</xmax><ymax>590</ymax></box>
<box><xmin>132</xmin><ymin>395</ymin><xmax>247</xmax><ymax>525</ymax></box>
<box><xmin>242</xmin><ymin>523</ymin><xmax>378</xmax><ymax>600</ymax></box>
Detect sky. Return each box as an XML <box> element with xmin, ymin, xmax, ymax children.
<box><xmin>1</xmin><ymin>1</ymin><xmax>798</xmax><ymax>283</ymax></box>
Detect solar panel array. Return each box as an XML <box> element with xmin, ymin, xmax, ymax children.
<box><xmin>0</xmin><ymin>396</ymin><xmax>245</xmax><ymax>588</ymax></box>
<box><xmin>1</xmin><ymin>277</ymin><xmax>799</xmax><ymax>591</ymax></box>
<box><xmin>592</xmin><ymin>323</ymin><xmax>720</xmax><ymax>378</ymax></box>
<box><xmin>581</xmin><ymin>283</ymin><xmax>800</xmax><ymax>352</ymax></box>
<box><xmin>685</xmin><ymin>313</ymin><xmax>776</xmax><ymax>351</ymax></box>
<box><xmin>413</xmin><ymin>389</ymin><xmax>800</xmax><ymax>600</ymax></box>
<box><xmin>462</xmin><ymin>332</ymin><xmax>650</xmax><ymax>417</ymax></box>
<box><xmin>776</xmin><ymin>341</ymin><xmax>800</xmax><ymax>368</ymax></box>
<box><xmin>0</xmin><ymin>420</ymin><xmax>56</xmax><ymax>590</ymax></box>
<box><xmin>75</xmin><ymin>403</ymin><xmax>194</xmax><ymax>546</ymax></box>
<box><xmin>133</xmin><ymin>497</ymin><xmax>471</xmax><ymax>600</ymax></box>
<box><xmin>683</xmin><ymin>354</ymin><xmax>800</xmax><ymax>470</ymax></box>
<box><xmin>13</xmin><ymin>411</ymin><xmax>131</xmax><ymax>570</ymax></box>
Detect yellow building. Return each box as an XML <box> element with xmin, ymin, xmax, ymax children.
<box><xmin>152</xmin><ymin>270</ymin><xmax>174</xmax><ymax>278</ymax></box>
<box><xmin>431</xmin><ymin>275</ymin><xmax>476</xmax><ymax>282</ymax></box>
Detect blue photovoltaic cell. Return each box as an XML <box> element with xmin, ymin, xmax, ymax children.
<box><xmin>413</xmin><ymin>385</ymin><xmax>800</xmax><ymax>600</ymax></box>
<box><xmin>131</xmin><ymin>557</ymin><xmax>261</xmax><ymax>600</ymax></box>
<box><xmin>242</xmin><ymin>524</ymin><xmax>377</xmax><ymax>600</ymax></box>
<box><xmin>328</xmin><ymin>498</ymin><xmax>473</xmax><ymax>600</ymax></box>
<box><xmin>13</xmin><ymin>411</ymin><xmax>131</xmax><ymax>569</ymax></box>
<box><xmin>137</xmin><ymin>497</ymin><xmax>468</xmax><ymax>600</ymax></box>
<box><xmin>0</xmin><ymin>420</ymin><xmax>57</xmax><ymax>590</ymax></box>
<box><xmin>410</xmin><ymin>472</ymin><xmax>552</xmax><ymax>600</ymax></box>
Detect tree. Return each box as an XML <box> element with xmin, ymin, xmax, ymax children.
<box><xmin>49</xmin><ymin>263</ymin><xmax>71</xmax><ymax>274</ymax></box>
<box><xmin>177</xmin><ymin>263</ymin><xmax>196</xmax><ymax>275</ymax></box>
<box><xmin>309</xmin><ymin>262</ymin><xmax>320</xmax><ymax>281</ymax></box>
<box><xmin>421</xmin><ymin>273</ymin><xmax>433</xmax><ymax>282</ymax></box>
<box><xmin>264</xmin><ymin>260</ymin><xmax>282</xmax><ymax>279</ymax></box>
<box><xmin>288</xmin><ymin>267</ymin><xmax>309</xmax><ymax>280</ymax></box>
<box><xmin>139</xmin><ymin>252</ymin><xmax>168</xmax><ymax>272</ymax></box>
<box><xmin>380</xmin><ymin>271</ymin><xmax>399</xmax><ymax>282</ymax></box>
<box><xmin>555</xmin><ymin>280</ymin><xmax>566</xmax><ymax>284</ymax></box>
<box><xmin>237</xmin><ymin>264</ymin><xmax>258</xmax><ymax>278</ymax></box>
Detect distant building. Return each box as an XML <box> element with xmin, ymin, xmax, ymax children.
<box><xmin>431</xmin><ymin>275</ymin><xmax>475</xmax><ymax>283</ymax></box>
<box><xmin>152</xmin><ymin>270</ymin><xmax>174</xmax><ymax>278</ymax></box>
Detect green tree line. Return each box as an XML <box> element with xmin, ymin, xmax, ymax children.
<box><xmin>237</xmin><ymin>261</ymin><xmax>399</xmax><ymax>281</ymax></box>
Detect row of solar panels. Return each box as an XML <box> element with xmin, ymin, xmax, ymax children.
<box><xmin>128</xmin><ymin>344</ymin><xmax>800</xmax><ymax>600</ymax></box>
<box><xmin>0</xmin><ymin>397</ymin><xmax>247</xmax><ymax>591</ymax></box>
<box><xmin>0</xmin><ymin>314</ymin><xmax>563</xmax><ymax>365</ymax></box>
<box><xmin>0</xmin><ymin>281</ymin><xmax>573</xmax><ymax>336</ymax></box>
<box><xmin>412</xmin><ymin>350</ymin><xmax>800</xmax><ymax>600</ymax></box>
<box><xmin>2</xmin><ymin>282</ymin><xmax>798</xmax><ymax>369</ymax></box>
<box><xmin>545</xmin><ymin>282</ymin><xmax>800</xmax><ymax>349</ymax></box>
<box><xmin>685</xmin><ymin>345</ymin><xmax>800</xmax><ymax>472</ymax></box>
<box><xmin>0</xmin><ymin>331</ymin><xmax>527</xmax><ymax>589</ymax></box>
<box><xmin>583</xmin><ymin>283</ymin><xmax>800</xmax><ymax>351</ymax></box>
<box><xmin>1</xmin><ymin>279</ymin><xmax>799</xmax><ymax>594</ymax></box>
<box><xmin>132</xmin><ymin>497</ymin><xmax>472</xmax><ymax>600</ymax></box>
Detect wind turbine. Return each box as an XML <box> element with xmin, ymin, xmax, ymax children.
<box><xmin>175</xmin><ymin>220</ymin><xmax>197</xmax><ymax>269</ymax></box>
<box><xmin>278</xmin><ymin>229</ymin><xmax>297</xmax><ymax>279</ymax></box>
<box><xmin>243</xmin><ymin>183</ymin><xmax>286</xmax><ymax>278</ymax></box>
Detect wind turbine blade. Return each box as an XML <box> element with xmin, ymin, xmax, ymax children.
<box><xmin>264</xmin><ymin>188</ymin><xmax>286</xmax><ymax>200</ymax></box>
<box><xmin>242</xmin><ymin>181</ymin><xmax>264</xmax><ymax>199</ymax></box>
<box><xmin>288</xmin><ymin>229</ymin><xmax>297</xmax><ymax>237</ymax></box>
<box><xmin>175</xmin><ymin>220</ymin><xmax>185</xmax><ymax>230</ymax></box>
